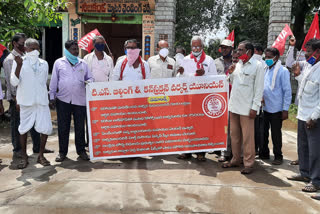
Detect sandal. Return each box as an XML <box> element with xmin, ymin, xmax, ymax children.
<box><xmin>222</xmin><ymin>162</ymin><xmax>239</xmax><ymax>168</ymax></box>
<box><xmin>196</xmin><ymin>154</ymin><xmax>206</xmax><ymax>161</ymax></box>
<box><xmin>287</xmin><ymin>175</ymin><xmax>310</xmax><ymax>182</ymax></box>
<box><xmin>241</xmin><ymin>167</ymin><xmax>253</xmax><ymax>174</ymax></box>
<box><xmin>177</xmin><ymin>153</ymin><xmax>192</xmax><ymax>160</ymax></box>
<box><xmin>17</xmin><ymin>159</ymin><xmax>29</xmax><ymax>169</ymax></box>
<box><xmin>302</xmin><ymin>183</ymin><xmax>320</xmax><ymax>193</ymax></box>
<box><xmin>290</xmin><ymin>160</ymin><xmax>299</xmax><ymax>165</ymax></box>
<box><xmin>37</xmin><ymin>156</ymin><xmax>51</xmax><ymax>166</ymax></box>
<box><xmin>311</xmin><ymin>194</ymin><xmax>320</xmax><ymax>200</ymax></box>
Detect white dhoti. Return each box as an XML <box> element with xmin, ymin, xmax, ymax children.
<box><xmin>19</xmin><ymin>105</ymin><xmax>52</xmax><ymax>135</ymax></box>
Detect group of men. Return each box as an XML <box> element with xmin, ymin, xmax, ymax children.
<box><xmin>0</xmin><ymin>32</ymin><xmax>320</xmax><ymax>198</ymax></box>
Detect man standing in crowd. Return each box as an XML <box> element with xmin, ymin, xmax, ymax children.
<box><xmin>116</xmin><ymin>40</ymin><xmax>129</xmax><ymax>64</ymax></box>
<box><xmin>49</xmin><ymin>40</ymin><xmax>93</xmax><ymax>162</ymax></box>
<box><xmin>10</xmin><ymin>38</ymin><xmax>52</xmax><ymax>169</ymax></box>
<box><xmin>222</xmin><ymin>41</ymin><xmax>264</xmax><ymax>174</ymax></box>
<box><xmin>215</xmin><ymin>39</ymin><xmax>233</xmax><ymax>75</ymax></box>
<box><xmin>252</xmin><ymin>44</ymin><xmax>265</xmax><ymax>64</ymax></box>
<box><xmin>260</xmin><ymin>47</ymin><xmax>292</xmax><ymax>165</ymax></box>
<box><xmin>287</xmin><ymin>40</ymin><xmax>320</xmax><ymax>193</ymax></box>
<box><xmin>3</xmin><ymin>33</ymin><xmax>50</xmax><ymax>159</ymax></box>
<box><xmin>84</xmin><ymin>35</ymin><xmax>114</xmax><ymax>82</ymax></box>
<box><xmin>148</xmin><ymin>40</ymin><xmax>176</xmax><ymax>79</ymax></box>
<box><xmin>111</xmin><ymin>39</ymin><xmax>150</xmax><ymax>81</ymax></box>
<box><xmin>177</xmin><ymin>36</ymin><xmax>217</xmax><ymax>161</ymax></box>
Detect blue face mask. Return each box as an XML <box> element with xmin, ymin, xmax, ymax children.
<box><xmin>307</xmin><ymin>51</ymin><xmax>318</xmax><ymax>65</ymax></box>
<box><xmin>64</xmin><ymin>48</ymin><xmax>78</xmax><ymax>65</ymax></box>
<box><xmin>265</xmin><ymin>57</ymin><xmax>275</xmax><ymax>67</ymax></box>
<box><xmin>124</xmin><ymin>49</ymin><xmax>127</xmax><ymax>55</ymax></box>
<box><xmin>94</xmin><ymin>43</ymin><xmax>105</xmax><ymax>52</ymax></box>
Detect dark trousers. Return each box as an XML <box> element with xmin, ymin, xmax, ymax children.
<box><xmin>56</xmin><ymin>99</ymin><xmax>86</xmax><ymax>155</ymax></box>
<box><xmin>298</xmin><ymin>119</ymin><xmax>320</xmax><ymax>186</ymax></box>
<box><xmin>9</xmin><ymin>100</ymin><xmax>40</xmax><ymax>153</ymax></box>
<box><xmin>254</xmin><ymin>111</ymin><xmax>264</xmax><ymax>154</ymax></box>
<box><xmin>261</xmin><ymin>111</ymin><xmax>283</xmax><ymax>160</ymax></box>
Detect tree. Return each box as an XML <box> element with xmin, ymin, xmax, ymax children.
<box><xmin>204</xmin><ymin>39</ymin><xmax>222</xmax><ymax>60</ymax></box>
<box><xmin>0</xmin><ymin>0</ymin><xmax>68</xmax><ymax>46</ymax></box>
<box><xmin>175</xmin><ymin>0</ymin><xmax>230</xmax><ymax>53</ymax></box>
<box><xmin>226</xmin><ymin>0</ymin><xmax>270</xmax><ymax>48</ymax></box>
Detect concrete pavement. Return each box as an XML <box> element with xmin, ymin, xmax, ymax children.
<box><xmin>0</xmin><ymin>119</ymin><xmax>320</xmax><ymax>213</ymax></box>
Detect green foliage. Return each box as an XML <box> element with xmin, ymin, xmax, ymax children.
<box><xmin>175</xmin><ymin>0</ymin><xmax>230</xmax><ymax>52</ymax></box>
<box><xmin>0</xmin><ymin>0</ymin><xmax>68</xmax><ymax>46</ymax></box>
<box><xmin>289</xmin><ymin>104</ymin><xmax>298</xmax><ymax>123</ymax></box>
<box><xmin>204</xmin><ymin>39</ymin><xmax>222</xmax><ymax>60</ymax></box>
<box><xmin>226</xmin><ymin>0</ymin><xmax>270</xmax><ymax>49</ymax></box>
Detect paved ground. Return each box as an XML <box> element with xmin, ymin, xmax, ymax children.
<box><xmin>0</xmin><ymin>105</ymin><xmax>319</xmax><ymax>213</ymax></box>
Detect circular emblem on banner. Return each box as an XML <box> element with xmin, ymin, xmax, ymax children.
<box><xmin>202</xmin><ymin>94</ymin><xmax>227</xmax><ymax>118</ymax></box>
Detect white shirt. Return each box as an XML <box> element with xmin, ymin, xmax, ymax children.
<box><xmin>180</xmin><ymin>53</ymin><xmax>217</xmax><ymax>77</ymax></box>
<box><xmin>252</xmin><ymin>54</ymin><xmax>267</xmax><ymax>67</ymax></box>
<box><xmin>285</xmin><ymin>46</ymin><xmax>306</xmax><ymax>68</ymax></box>
<box><xmin>148</xmin><ymin>55</ymin><xmax>176</xmax><ymax>79</ymax></box>
<box><xmin>83</xmin><ymin>51</ymin><xmax>113</xmax><ymax>82</ymax></box>
<box><xmin>111</xmin><ymin>57</ymin><xmax>150</xmax><ymax>81</ymax></box>
<box><xmin>229</xmin><ymin>57</ymin><xmax>264</xmax><ymax>116</ymax></box>
<box><xmin>0</xmin><ymin>78</ymin><xmax>4</xmax><ymax>100</ymax></box>
<box><xmin>296</xmin><ymin>61</ymin><xmax>320</xmax><ymax>121</ymax></box>
<box><xmin>11</xmin><ymin>58</ymin><xmax>49</xmax><ymax>106</ymax></box>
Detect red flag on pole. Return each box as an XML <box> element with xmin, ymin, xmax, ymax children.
<box><xmin>272</xmin><ymin>24</ymin><xmax>293</xmax><ymax>55</ymax></box>
<box><xmin>226</xmin><ymin>30</ymin><xmax>235</xmax><ymax>47</ymax></box>
<box><xmin>78</xmin><ymin>29</ymin><xmax>102</xmax><ymax>52</ymax></box>
<box><xmin>301</xmin><ymin>13</ymin><xmax>320</xmax><ymax>51</ymax></box>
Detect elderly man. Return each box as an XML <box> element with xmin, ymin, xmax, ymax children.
<box><xmin>10</xmin><ymin>38</ymin><xmax>52</xmax><ymax>169</ymax></box>
<box><xmin>148</xmin><ymin>40</ymin><xmax>176</xmax><ymax>79</ymax></box>
<box><xmin>49</xmin><ymin>40</ymin><xmax>93</xmax><ymax>162</ymax></box>
<box><xmin>215</xmin><ymin>39</ymin><xmax>233</xmax><ymax>75</ymax></box>
<box><xmin>111</xmin><ymin>39</ymin><xmax>150</xmax><ymax>81</ymax></box>
<box><xmin>177</xmin><ymin>36</ymin><xmax>217</xmax><ymax>161</ymax></box>
<box><xmin>222</xmin><ymin>41</ymin><xmax>264</xmax><ymax>174</ymax></box>
<box><xmin>260</xmin><ymin>47</ymin><xmax>292</xmax><ymax>165</ymax></box>
<box><xmin>3</xmin><ymin>33</ymin><xmax>47</xmax><ymax>159</ymax></box>
<box><xmin>287</xmin><ymin>40</ymin><xmax>320</xmax><ymax>193</ymax></box>
<box><xmin>84</xmin><ymin>35</ymin><xmax>114</xmax><ymax>82</ymax></box>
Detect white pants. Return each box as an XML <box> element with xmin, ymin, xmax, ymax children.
<box><xmin>19</xmin><ymin>105</ymin><xmax>52</xmax><ymax>135</ymax></box>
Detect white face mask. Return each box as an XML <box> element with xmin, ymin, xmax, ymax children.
<box><xmin>192</xmin><ymin>51</ymin><xmax>202</xmax><ymax>57</ymax></box>
<box><xmin>159</xmin><ymin>48</ymin><xmax>169</xmax><ymax>58</ymax></box>
<box><xmin>25</xmin><ymin>50</ymin><xmax>40</xmax><ymax>64</ymax></box>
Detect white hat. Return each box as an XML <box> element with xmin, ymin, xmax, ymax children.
<box><xmin>220</xmin><ymin>39</ymin><xmax>233</xmax><ymax>47</ymax></box>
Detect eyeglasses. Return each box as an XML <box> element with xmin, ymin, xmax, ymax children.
<box><xmin>126</xmin><ymin>47</ymin><xmax>138</xmax><ymax>49</ymax></box>
<box><xmin>191</xmin><ymin>46</ymin><xmax>202</xmax><ymax>50</ymax></box>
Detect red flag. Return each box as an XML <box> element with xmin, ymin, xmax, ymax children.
<box><xmin>226</xmin><ymin>30</ymin><xmax>235</xmax><ymax>47</ymax></box>
<box><xmin>0</xmin><ymin>44</ymin><xmax>6</xmax><ymax>58</ymax></box>
<box><xmin>272</xmin><ymin>24</ymin><xmax>293</xmax><ymax>55</ymax></box>
<box><xmin>301</xmin><ymin>13</ymin><xmax>320</xmax><ymax>51</ymax></box>
<box><xmin>78</xmin><ymin>29</ymin><xmax>102</xmax><ymax>52</ymax></box>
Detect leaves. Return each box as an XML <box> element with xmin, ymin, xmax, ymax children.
<box><xmin>0</xmin><ymin>0</ymin><xmax>68</xmax><ymax>45</ymax></box>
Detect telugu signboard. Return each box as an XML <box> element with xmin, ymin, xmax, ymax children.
<box><xmin>77</xmin><ymin>0</ymin><xmax>151</xmax><ymax>14</ymax></box>
<box><xmin>86</xmin><ymin>76</ymin><xmax>228</xmax><ymax>160</ymax></box>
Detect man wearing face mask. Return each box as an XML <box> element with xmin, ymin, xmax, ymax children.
<box><xmin>287</xmin><ymin>40</ymin><xmax>320</xmax><ymax>193</ymax></box>
<box><xmin>3</xmin><ymin>33</ymin><xmax>46</xmax><ymax>159</ymax></box>
<box><xmin>177</xmin><ymin>36</ymin><xmax>217</xmax><ymax>77</ymax></box>
<box><xmin>252</xmin><ymin>44</ymin><xmax>266</xmax><ymax>65</ymax></box>
<box><xmin>49</xmin><ymin>40</ymin><xmax>93</xmax><ymax>162</ymax></box>
<box><xmin>111</xmin><ymin>39</ymin><xmax>150</xmax><ymax>81</ymax></box>
<box><xmin>215</xmin><ymin>39</ymin><xmax>233</xmax><ymax>75</ymax></box>
<box><xmin>222</xmin><ymin>41</ymin><xmax>264</xmax><ymax>174</ymax></box>
<box><xmin>84</xmin><ymin>35</ymin><xmax>113</xmax><ymax>82</ymax></box>
<box><xmin>177</xmin><ymin>36</ymin><xmax>217</xmax><ymax>161</ymax></box>
<box><xmin>147</xmin><ymin>40</ymin><xmax>176</xmax><ymax>79</ymax></box>
<box><xmin>116</xmin><ymin>40</ymin><xmax>129</xmax><ymax>64</ymax></box>
<box><xmin>260</xmin><ymin>48</ymin><xmax>292</xmax><ymax>165</ymax></box>
<box><xmin>10</xmin><ymin>38</ymin><xmax>52</xmax><ymax>169</ymax></box>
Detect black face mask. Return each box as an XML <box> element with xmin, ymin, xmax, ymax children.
<box><xmin>16</xmin><ymin>43</ymin><xmax>25</xmax><ymax>53</ymax></box>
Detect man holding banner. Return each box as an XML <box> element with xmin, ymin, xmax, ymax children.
<box><xmin>111</xmin><ymin>39</ymin><xmax>150</xmax><ymax>81</ymax></box>
<box><xmin>49</xmin><ymin>40</ymin><xmax>93</xmax><ymax>162</ymax></box>
<box><xmin>223</xmin><ymin>41</ymin><xmax>264</xmax><ymax>174</ymax></box>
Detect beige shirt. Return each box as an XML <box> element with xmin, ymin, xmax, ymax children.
<box><xmin>3</xmin><ymin>49</ymin><xmax>21</xmax><ymax>101</ymax></box>
<box><xmin>148</xmin><ymin>55</ymin><xmax>176</xmax><ymax>79</ymax></box>
<box><xmin>229</xmin><ymin>57</ymin><xmax>264</xmax><ymax>116</ymax></box>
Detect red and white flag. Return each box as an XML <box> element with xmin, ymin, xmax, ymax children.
<box><xmin>301</xmin><ymin>12</ymin><xmax>320</xmax><ymax>51</ymax></box>
<box><xmin>272</xmin><ymin>24</ymin><xmax>293</xmax><ymax>55</ymax></box>
<box><xmin>78</xmin><ymin>29</ymin><xmax>102</xmax><ymax>52</ymax></box>
<box><xmin>226</xmin><ymin>30</ymin><xmax>235</xmax><ymax>47</ymax></box>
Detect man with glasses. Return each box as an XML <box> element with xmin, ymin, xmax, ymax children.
<box><xmin>177</xmin><ymin>36</ymin><xmax>217</xmax><ymax>161</ymax></box>
<box><xmin>111</xmin><ymin>39</ymin><xmax>150</xmax><ymax>81</ymax></box>
<box><xmin>148</xmin><ymin>40</ymin><xmax>176</xmax><ymax>79</ymax></box>
<box><xmin>222</xmin><ymin>41</ymin><xmax>264</xmax><ymax>174</ymax></box>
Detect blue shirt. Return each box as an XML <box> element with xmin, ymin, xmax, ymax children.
<box><xmin>263</xmin><ymin>65</ymin><xmax>292</xmax><ymax>113</ymax></box>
